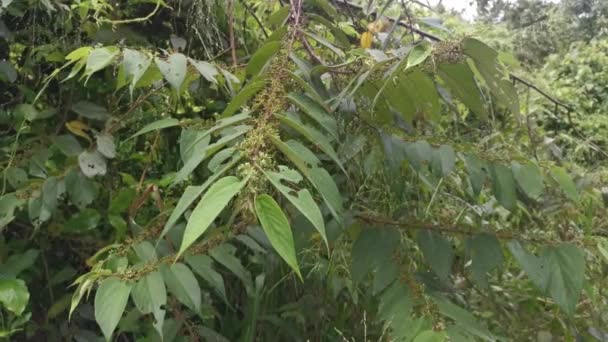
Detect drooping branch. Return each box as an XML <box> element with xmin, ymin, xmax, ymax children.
<box><xmin>330</xmin><ymin>0</ymin><xmax>575</xmax><ymax>117</ymax></box>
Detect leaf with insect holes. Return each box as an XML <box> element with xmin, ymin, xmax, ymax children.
<box><xmin>78</xmin><ymin>150</ymin><xmax>107</xmax><ymax>178</ymax></box>
<box><xmin>156</xmin><ymin>53</ymin><xmax>187</xmax><ymax>91</ymax></box>
<box><xmin>262</xmin><ymin>166</ymin><xmax>327</xmax><ymax>250</ymax></box>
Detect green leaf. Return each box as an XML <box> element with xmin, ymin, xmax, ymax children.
<box><xmin>413</xmin><ymin>331</ymin><xmax>447</xmax><ymax>342</ymax></box>
<box><xmin>307</xmin><ymin>14</ymin><xmax>349</xmax><ymax>47</ymax></box>
<box><xmin>512</xmin><ymin>162</ymin><xmax>544</xmax><ymax>199</ymax></box>
<box><xmin>246</xmin><ymin>41</ymin><xmax>281</xmax><ymax>77</ymax></box>
<box><xmin>130</xmin><ymin>118</ymin><xmax>180</xmax><ymax>139</ymax></box>
<box><xmin>417</xmin><ymin>230</ymin><xmax>454</xmax><ymax>281</ymax></box>
<box><xmin>274</xmin><ymin>112</ymin><xmax>346</xmax><ymax>174</ymax></box>
<box><xmin>131</xmin><ymin>271</ymin><xmax>165</xmax><ymax>335</ymax></box>
<box><xmin>490</xmin><ymin>163</ymin><xmax>517</xmax><ymax>211</ymax></box>
<box><xmin>123</xmin><ymin>48</ymin><xmax>151</xmax><ymax>95</ymax></box>
<box><xmin>94</xmin><ymin>277</ymin><xmax>131</xmax><ymax>341</ymax></box>
<box><xmin>431</xmin><ymin>295</ymin><xmax>496</xmax><ymax>340</ymax></box>
<box><xmin>96</xmin><ymin>134</ymin><xmax>116</xmax><ymax>159</ymax></box>
<box><xmin>406</xmin><ymin>41</ymin><xmax>432</xmax><ymax>69</ymax></box>
<box><xmin>437</xmin><ymin>63</ymin><xmax>488</xmax><ymax>120</ymax></box>
<box><xmin>161</xmin><ymin>263</ymin><xmax>201</xmax><ymax>312</ymax></box>
<box><xmin>550</xmin><ymin>166</ymin><xmax>579</xmax><ymax>202</ymax></box>
<box><xmin>0</xmin><ymin>278</ymin><xmax>29</xmax><ymax>316</ymax></box>
<box><xmin>179</xmin><ymin>129</ymin><xmax>210</xmax><ymax>164</ymax></box>
<box><xmin>0</xmin><ymin>249</ymin><xmax>39</xmax><ymax>278</ymax></box>
<box><xmin>5</xmin><ymin>167</ymin><xmax>28</xmax><ymax>189</ymax></box>
<box><xmin>221</xmin><ymin>80</ymin><xmax>265</xmax><ymax>118</ymax></box>
<box><xmin>463</xmin><ymin>154</ymin><xmax>486</xmax><ymax>196</ymax></box>
<box><xmin>52</xmin><ymin>135</ymin><xmax>83</xmax><ymax>156</ymax></box>
<box><xmin>508</xmin><ymin>241</ymin><xmax>547</xmax><ymax>290</ymax></box>
<box><xmin>270</xmin><ymin>137</ymin><xmax>343</xmax><ymax>225</ymax></box>
<box><xmin>172</xmin><ymin>125</ymin><xmax>251</xmax><ymax>185</ymax></box>
<box><xmin>465</xmin><ymin>233</ymin><xmax>503</xmax><ymax>288</ymax></box>
<box><xmin>351</xmin><ymin>228</ymin><xmax>400</xmax><ymax>283</ymax></box>
<box><xmin>303</xmin><ymin>31</ymin><xmax>344</xmax><ymax>58</ymax></box>
<box><xmin>177</xmin><ymin>176</ymin><xmax>246</xmax><ymax>258</ymax></box>
<box><xmin>462</xmin><ymin>38</ymin><xmax>519</xmax><ymax>117</ymax></box>
<box><xmin>431</xmin><ymin>145</ymin><xmax>456</xmax><ymax>178</ymax></box>
<box><xmin>542</xmin><ymin>243</ymin><xmax>585</xmax><ymax>316</ymax></box>
<box><xmin>160</xmin><ymin>154</ymin><xmax>241</xmax><ymax>242</ymax></box>
<box><xmin>262</xmin><ymin>166</ymin><xmax>327</xmax><ymax>249</ymax></box>
<box><xmin>85</xmin><ymin>47</ymin><xmax>119</xmax><ymax>77</ymax></box>
<box><xmin>64</xmin><ymin>208</ymin><xmax>101</xmax><ymax>233</ymax></box>
<box><xmin>209</xmin><ymin>244</ymin><xmax>253</xmax><ymax>292</ymax></box>
<box><xmin>156</xmin><ymin>53</ymin><xmax>188</xmax><ymax>91</ymax></box>
<box><xmin>255</xmin><ymin>194</ymin><xmax>302</xmax><ymax>279</ymax></box>
<box><xmin>287</xmin><ymin>93</ymin><xmax>338</xmax><ymax>140</ymax></box>
<box><xmin>185</xmin><ymin>255</ymin><xmax>227</xmax><ymax>301</ymax></box>
<box><xmin>71</xmin><ymin>101</ymin><xmax>109</xmax><ymax>121</ymax></box>
<box><xmin>65</xmin><ymin>169</ymin><xmax>99</xmax><ymax>209</ymax></box>
<box><xmin>189</xmin><ymin>59</ymin><xmax>219</xmax><ymax>84</ymax></box>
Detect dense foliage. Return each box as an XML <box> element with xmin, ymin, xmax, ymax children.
<box><xmin>1</xmin><ymin>0</ymin><xmax>607</xmax><ymax>341</ymax></box>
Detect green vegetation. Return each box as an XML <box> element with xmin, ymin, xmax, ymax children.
<box><xmin>1</xmin><ymin>0</ymin><xmax>607</xmax><ymax>340</ymax></box>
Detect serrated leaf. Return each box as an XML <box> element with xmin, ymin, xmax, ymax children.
<box><xmin>511</xmin><ymin>162</ymin><xmax>544</xmax><ymax>199</ymax></box>
<box><xmin>542</xmin><ymin>243</ymin><xmax>585</xmax><ymax>316</ymax></box>
<box><xmin>417</xmin><ymin>230</ymin><xmax>453</xmax><ymax>281</ymax></box>
<box><xmin>465</xmin><ymin>233</ymin><xmax>503</xmax><ymax>288</ymax></box>
<box><xmin>130</xmin><ymin>118</ymin><xmax>180</xmax><ymax>139</ymax></box>
<box><xmin>156</xmin><ymin>53</ymin><xmax>187</xmax><ymax>91</ymax></box>
<box><xmin>255</xmin><ymin>194</ymin><xmax>302</xmax><ymax>279</ymax></box>
<box><xmin>490</xmin><ymin>163</ymin><xmax>517</xmax><ymax>211</ymax></box>
<box><xmin>177</xmin><ymin>176</ymin><xmax>246</xmax><ymax>258</ymax></box>
<box><xmin>351</xmin><ymin>228</ymin><xmax>400</xmax><ymax>283</ymax></box>
<box><xmin>508</xmin><ymin>241</ymin><xmax>547</xmax><ymax>290</ymax></box>
<box><xmin>161</xmin><ymin>263</ymin><xmax>201</xmax><ymax>311</ymax></box>
<box><xmin>94</xmin><ymin>277</ymin><xmax>131</xmax><ymax>341</ymax></box>
<box><xmin>262</xmin><ymin>166</ymin><xmax>327</xmax><ymax>249</ymax></box>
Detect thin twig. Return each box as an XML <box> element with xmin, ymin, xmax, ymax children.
<box><xmin>228</xmin><ymin>0</ymin><xmax>238</xmax><ymax>67</ymax></box>
<box><xmin>238</xmin><ymin>0</ymin><xmax>269</xmax><ymax>38</ymax></box>
<box><xmin>99</xmin><ymin>0</ymin><xmax>163</xmax><ymax>25</ymax></box>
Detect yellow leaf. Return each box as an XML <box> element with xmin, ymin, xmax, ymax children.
<box><xmin>66</xmin><ymin>120</ymin><xmax>92</xmax><ymax>143</ymax></box>
<box><xmin>360</xmin><ymin>31</ymin><xmax>373</xmax><ymax>49</ymax></box>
